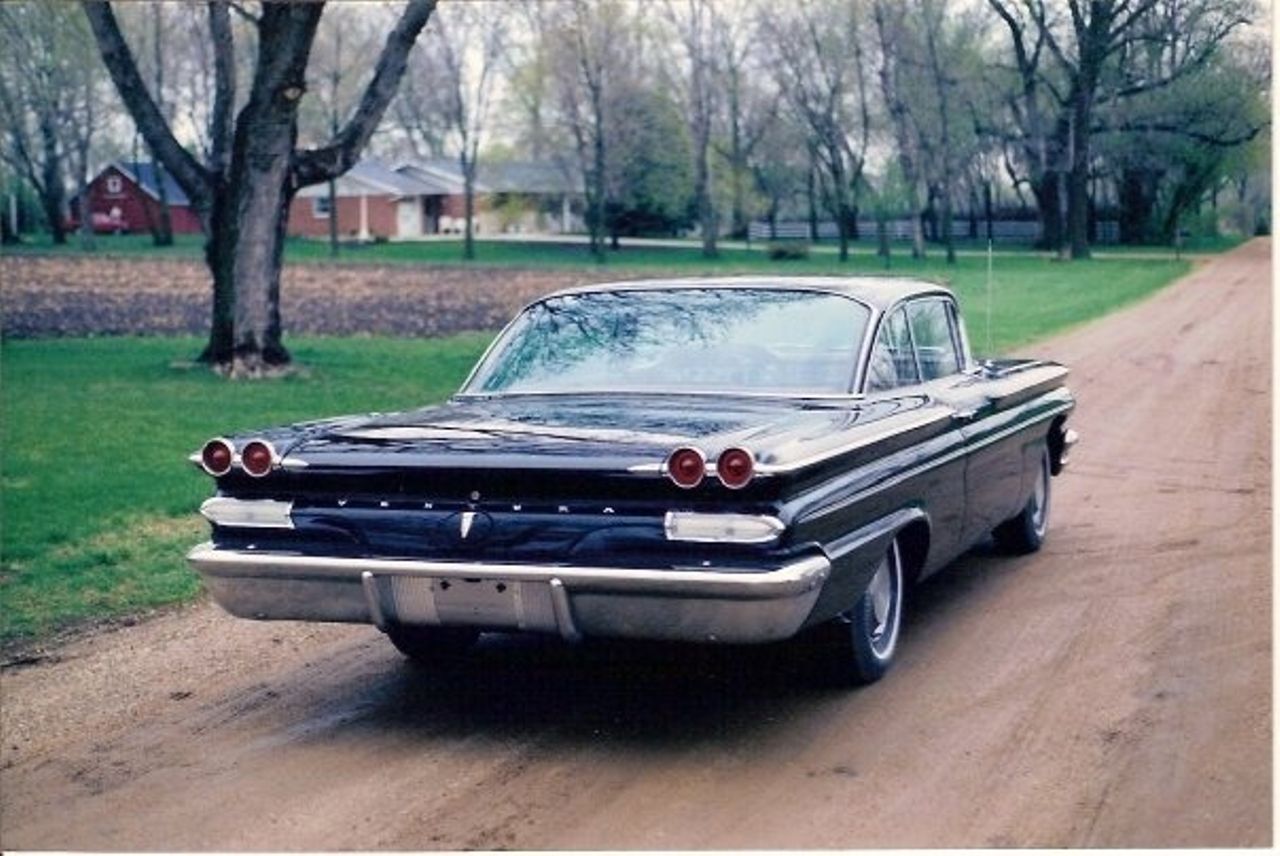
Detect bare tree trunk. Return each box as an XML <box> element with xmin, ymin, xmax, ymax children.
<box><xmin>922</xmin><ymin>0</ymin><xmax>955</xmax><ymax>264</ymax></box>
<box><xmin>1067</xmin><ymin>98</ymin><xmax>1092</xmax><ymax>259</ymax></box>
<box><xmin>462</xmin><ymin>149</ymin><xmax>476</xmax><ymax>260</ymax></box>
<box><xmin>38</xmin><ymin>113</ymin><xmax>66</xmax><ymax>244</ymax></box>
<box><xmin>149</xmin><ymin>4</ymin><xmax>173</xmax><ymax>247</ymax></box>
<box><xmin>806</xmin><ymin>146</ymin><xmax>818</xmax><ymax>242</ymax></box>
<box><xmin>694</xmin><ymin>127</ymin><xmax>716</xmax><ymax>258</ymax></box>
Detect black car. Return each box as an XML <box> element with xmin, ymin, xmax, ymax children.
<box><xmin>188</xmin><ymin>277</ymin><xmax>1076</xmax><ymax>684</ymax></box>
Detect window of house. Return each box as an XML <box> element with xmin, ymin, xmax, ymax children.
<box><xmin>312</xmin><ymin>196</ymin><xmax>332</xmax><ymax>218</ymax></box>
<box><xmin>105</xmin><ymin>175</ymin><xmax>123</xmax><ymax>195</ymax></box>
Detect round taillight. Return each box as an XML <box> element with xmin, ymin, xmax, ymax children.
<box><xmin>717</xmin><ymin>447</ymin><xmax>755</xmax><ymax>489</ymax></box>
<box><xmin>200</xmin><ymin>438</ymin><xmax>234</xmax><ymax>477</ymax></box>
<box><xmin>240</xmin><ymin>440</ymin><xmax>275</xmax><ymax>477</ymax></box>
<box><xmin>666</xmin><ymin>446</ymin><xmax>706</xmax><ymax>488</ymax></box>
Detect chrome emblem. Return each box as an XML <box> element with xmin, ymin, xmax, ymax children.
<box><xmin>460</xmin><ymin>510</ymin><xmax>476</xmax><ymax>539</ymax></box>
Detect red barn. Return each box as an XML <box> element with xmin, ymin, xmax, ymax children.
<box><xmin>71</xmin><ymin>161</ymin><xmax>203</xmax><ymax>235</ymax></box>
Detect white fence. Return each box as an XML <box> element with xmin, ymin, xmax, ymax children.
<box><xmin>748</xmin><ymin>218</ymin><xmax>1121</xmax><ymax>244</ymax></box>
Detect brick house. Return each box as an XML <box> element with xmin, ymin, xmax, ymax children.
<box><xmin>71</xmin><ymin>161</ymin><xmax>203</xmax><ymax>234</ymax></box>
<box><xmin>288</xmin><ymin>159</ymin><xmax>451</xmax><ymax>241</ymax></box>
<box><xmin>289</xmin><ymin>157</ymin><xmax>583</xmax><ymax>241</ymax></box>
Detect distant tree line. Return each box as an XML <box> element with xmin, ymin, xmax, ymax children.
<box><xmin>0</xmin><ymin>0</ymin><xmax>1269</xmax><ymax>370</ymax></box>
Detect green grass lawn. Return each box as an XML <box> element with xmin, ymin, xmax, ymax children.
<box><xmin>1</xmin><ymin>231</ymin><xmax>1242</xmax><ymax>265</ymax></box>
<box><xmin>0</xmin><ymin>251</ymin><xmax>1191</xmax><ymax>647</ymax></box>
<box><xmin>0</xmin><ymin>334</ymin><xmax>490</xmax><ymax>645</ymax></box>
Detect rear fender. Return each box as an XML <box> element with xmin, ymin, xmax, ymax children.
<box><xmin>804</xmin><ymin>507</ymin><xmax>930</xmax><ymax>627</ymax></box>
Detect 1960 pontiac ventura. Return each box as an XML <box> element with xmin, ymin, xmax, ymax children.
<box><xmin>188</xmin><ymin>277</ymin><xmax>1076</xmax><ymax>684</ymax></box>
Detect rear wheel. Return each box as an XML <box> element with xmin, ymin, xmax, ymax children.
<box><xmin>994</xmin><ymin>449</ymin><xmax>1051</xmax><ymax>554</ymax></box>
<box><xmin>814</xmin><ymin>538</ymin><xmax>905</xmax><ymax>686</ymax></box>
<box><xmin>386</xmin><ymin>624</ymin><xmax>479</xmax><ymax>666</ymax></box>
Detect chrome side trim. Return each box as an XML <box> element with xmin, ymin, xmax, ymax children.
<box><xmin>187</xmin><ymin>543</ymin><xmax>831</xmax><ymax>601</ymax></box>
<box><xmin>754</xmin><ymin>409</ymin><xmax>952</xmax><ymax>475</ymax></box>
<box><xmin>548</xmin><ymin>578</ymin><xmax>582</xmax><ymax>642</ymax></box>
<box><xmin>808</xmin><ymin>401</ymin><xmax>1074</xmax><ymax>522</ymax></box>
<box><xmin>279</xmin><ymin>456</ymin><xmax>309</xmax><ymax>470</ymax></box>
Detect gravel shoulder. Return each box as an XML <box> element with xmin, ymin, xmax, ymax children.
<box><xmin>0</xmin><ymin>240</ymin><xmax>1270</xmax><ymax>849</ymax></box>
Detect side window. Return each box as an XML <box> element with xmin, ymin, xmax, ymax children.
<box><xmin>865</xmin><ymin>308</ymin><xmax>920</xmax><ymax>391</ymax></box>
<box><xmin>907</xmin><ymin>299</ymin><xmax>961</xmax><ymax>381</ymax></box>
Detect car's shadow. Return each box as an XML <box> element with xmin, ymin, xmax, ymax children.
<box><xmin>262</xmin><ymin>539</ymin><xmax>1025</xmax><ymax>749</ymax></box>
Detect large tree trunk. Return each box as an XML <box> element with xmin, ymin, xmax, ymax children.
<box><xmin>200</xmin><ymin>186</ymin><xmax>236</xmax><ymax>366</ymax></box>
<box><xmin>1066</xmin><ymin>100</ymin><xmax>1092</xmax><ymax>259</ymax></box>
<box><xmin>222</xmin><ymin>5</ymin><xmax>323</xmax><ymax>375</ymax></box>
<box><xmin>1031</xmin><ymin>172</ymin><xmax>1062</xmax><ymax>250</ymax></box>
<box><xmin>38</xmin><ymin>113</ymin><xmax>66</xmax><ymax>244</ymax></box>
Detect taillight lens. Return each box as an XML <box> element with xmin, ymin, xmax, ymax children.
<box><xmin>200</xmin><ymin>438</ymin><xmax>234</xmax><ymax>477</ymax></box>
<box><xmin>666</xmin><ymin>446</ymin><xmax>706</xmax><ymax>488</ymax></box>
<box><xmin>240</xmin><ymin>440</ymin><xmax>275</xmax><ymax>477</ymax></box>
<box><xmin>716</xmin><ymin>447</ymin><xmax>755</xmax><ymax>489</ymax></box>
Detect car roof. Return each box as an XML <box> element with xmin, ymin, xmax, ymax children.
<box><xmin>543</xmin><ymin>275</ymin><xmax>955</xmax><ymax>312</ymax></box>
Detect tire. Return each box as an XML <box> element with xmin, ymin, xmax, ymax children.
<box><xmin>385</xmin><ymin>624</ymin><xmax>479</xmax><ymax>666</ymax></box>
<box><xmin>993</xmin><ymin>449</ymin><xmax>1051</xmax><ymax>554</ymax></box>
<box><xmin>814</xmin><ymin>538</ymin><xmax>905</xmax><ymax>686</ymax></box>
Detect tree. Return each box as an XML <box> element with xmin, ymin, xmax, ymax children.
<box><xmin>605</xmin><ymin>87</ymin><xmax>694</xmax><ymax>239</ymax></box>
<box><xmin>85</xmin><ymin>0</ymin><xmax>437</xmax><ymax>375</ymax></box>
<box><xmin>987</xmin><ymin>0</ymin><xmax>1253</xmax><ymax>258</ymax></box>
<box><xmin>663</xmin><ymin>0</ymin><xmax>720</xmax><ymax>258</ymax></box>
<box><xmin>426</xmin><ymin>2</ymin><xmax>507</xmax><ymax>260</ymax></box>
<box><xmin>545</xmin><ymin>0</ymin><xmax>633</xmax><ymax>262</ymax></box>
<box><xmin>872</xmin><ymin>0</ymin><xmax>927</xmax><ymax>259</ymax></box>
<box><xmin>0</xmin><ymin>5</ymin><xmax>101</xmax><ymax>245</ymax></box>
<box><xmin>768</xmin><ymin>0</ymin><xmax>873</xmax><ymax>262</ymax></box>
<box><xmin>709</xmin><ymin>3</ymin><xmax>776</xmax><ymax>242</ymax></box>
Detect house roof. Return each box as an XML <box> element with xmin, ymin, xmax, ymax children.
<box><xmin>294</xmin><ymin>157</ymin><xmax>448</xmax><ymax>199</ymax></box>
<box><xmin>345</xmin><ymin>159</ymin><xmax>441</xmax><ymax>197</ymax></box>
<box><xmin>114</xmin><ymin>161</ymin><xmax>191</xmax><ymax>207</ymax></box>
<box><xmin>395</xmin><ymin>161</ymin><xmax>470</xmax><ymax>195</ymax></box>
<box><xmin>397</xmin><ymin>158</ymin><xmax>582</xmax><ymax>195</ymax></box>
<box><xmin>479</xmin><ymin>161</ymin><xmax>582</xmax><ymax>194</ymax></box>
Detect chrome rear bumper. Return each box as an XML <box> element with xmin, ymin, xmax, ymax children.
<box><xmin>187</xmin><ymin>543</ymin><xmax>831</xmax><ymax>644</ymax></box>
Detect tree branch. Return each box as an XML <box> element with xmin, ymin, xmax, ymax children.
<box><xmin>292</xmin><ymin>0</ymin><xmax>437</xmax><ymax>187</ymax></box>
<box><xmin>1095</xmin><ymin>119</ymin><xmax>1265</xmax><ymax>147</ymax></box>
<box><xmin>207</xmin><ymin>0</ymin><xmax>234</xmax><ymax>180</ymax></box>
<box><xmin>83</xmin><ymin>1</ymin><xmax>212</xmax><ymax>209</ymax></box>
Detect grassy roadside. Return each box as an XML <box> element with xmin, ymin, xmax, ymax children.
<box><xmin>0</xmin><ymin>252</ymin><xmax>1191</xmax><ymax>646</ymax></box>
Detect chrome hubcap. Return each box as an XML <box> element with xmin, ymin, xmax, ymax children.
<box><xmin>867</xmin><ymin>544</ymin><xmax>902</xmax><ymax>659</ymax></box>
<box><xmin>1031</xmin><ymin>457</ymin><xmax>1049</xmax><ymax>537</ymax></box>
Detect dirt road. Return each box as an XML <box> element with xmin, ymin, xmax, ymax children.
<box><xmin>1</xmin><ymin>240</ymin><xmax>1270</xmax><ymax>849</ymax></box>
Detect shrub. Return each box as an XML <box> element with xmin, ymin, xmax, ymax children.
<box><xmin>767</xmin><ymin>240</ymin><xmax>810</xmax><ymax>261</ymax></box>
